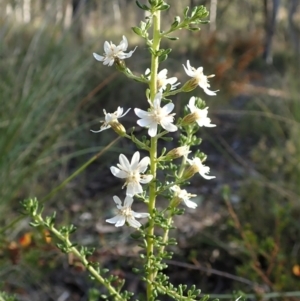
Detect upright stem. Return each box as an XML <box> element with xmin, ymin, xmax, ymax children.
<box><xmin>146</xmin><ymin>10</ymin><xmax>161</xmax><ymax>301</ymax></box>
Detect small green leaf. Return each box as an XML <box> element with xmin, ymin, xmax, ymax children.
<box><xmin>160</xmin><ymin>136</ymin><xmax>173</xmax><ymax>142</ymax></box>
<box><xmin>188</xmin><ymin>27</ymin><xmax>200</xmax><ymax>32</ymax></box>
<box><xmin>29</xmin><ymin>222</ymin><xmax>40</xmax><ymax>227</ymax></box>
<box><xmin>183</xmin><ymin>6</ymin><xmax>189</xmax><ymax>17</ymax></box>
<box><xmin>136</xmin><ymin>1</ymin><xmax>150</xmax><ymax>11</ymax></box>
<box><xmin>158</xmin><ymin>54</ymin><xmax>167</xmax><ymax>63</ymax></box>
<box><xmin>132</xmin><ymin>26</ymin><xmax>143</xmax><ymax>37</ymax></box>
<box><xmin>199</xmin><ymin>294</ymin><xmax>210</xmax><ymax>301</ymax></box>
<box><xmin>148</xmin><ymin>47</ymin><xmax>156</xmax><ymax>56</ymax></box>
<box><xmin>158</xmin><ymin>4</ymin><xmax>170</xmax><ymax>11</ymax></box>
<box><xmin>171</xmin><ymin>32</ymin><xmax>179</xmax><ymax>41</ymax></box>
<box><xmin>190</xmin><ymin>6</ymin><xmax>198</xmax><ymax>17</ymax></box>
<box><xmin>130</xmin><ymin>232</ymin><xmax>142</xmax><ymax>239</ymax></box>
<box><xmin>160</xmin><ymin>48</ymin><xmax>172</xmax><ymax>55</ymax></box>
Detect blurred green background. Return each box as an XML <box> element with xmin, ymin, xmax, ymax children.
<box><xmin>1</xmin><ymin>0</ymin><xmax>300</xmax><ymax>300</ymax></box>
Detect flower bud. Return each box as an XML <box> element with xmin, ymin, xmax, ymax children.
<box><xmin>181</xmin><ymin>112</ymin><xmax>198</xmax><ymax>126</ymax></box>
<box><xmin>182</xmin><ymin>165</ymin><xmax>199</xmax><ymax>180</ymax></box>
<box><xmin>165</xmin><ymin>146</ymin><xmax>191</xmax><ymax>160</ymax></box>
<box><xmin>181</xmin><ymin>78</ymin><xmax>199</xmax><ymax>92</ymax></box>
<box><xmin>170</xmin><ymin>196</ymin><xmax>182</xmax><ymax>208</ymax></box>
<box><xmin>115</xmin><ymin>58</ymin><xmax>127</xmax><ymax>72</ymax></box>
<box><xmin>110</xmin><ymin>121</ymin><xmax>127</xmax><ymax>137</ymax></box>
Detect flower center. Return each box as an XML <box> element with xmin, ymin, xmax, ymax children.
<box><xmin>128</xmin><ymin>170</ymin><xmax>140</xmax><ymax>184</ymax></box>
<box><xmin>120</xmin><ymin>206</ymin><xmax>132</xmax><ymax>218</ymax></box>
<box><xmin>152</xmin><ymin>107</ymin><xmax>164</xmax><ymax>123</ymax></box>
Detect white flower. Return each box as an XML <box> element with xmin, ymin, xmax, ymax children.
<box><xmin>183</xmin><ymin>60</ymin><xmax>217</xmax><ymax>95</ymax></box>
<box><xmin>186</xmin><ymin>157</ymin><xmax>215</xmax><ymax>180</ymax></box>
<box><xmin>93</xmin><ymin>35</ymin><xmax>136</xmax><ymax>66</ymax></box>
<box><xmin>171</xmin><ymin>185</ymin><xmax>197</xmax><ymax>209</ymax></box>
<box><xmin>145</xmin><ymin>68</ymin><xmax>180</xmax><ymax>91</ymax></box>
<box><xmin>134</xmin><ymin>92</ymin><xmax>178</xmax><ymax>137</ymax></box>
<box><xmin>106</xmin><ymin>195</ymin><xmax>149</xmax><ymax>228</ymax></box>
<box><xmin>187</xmin><ymin>97</ymin><xmax>216</xmax><ymax>127</ymax></box>
<box><xmin>110</xmin><ymin>151</ymin><xmax>153</xmax><ymax>196</ymax></box>
<box><xmin>91</xmin><ymin>107</ymin><xmax>130</xmax><ymax>133</ymax></box>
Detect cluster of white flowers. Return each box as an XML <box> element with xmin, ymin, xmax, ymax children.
<box><xmin>107</xmin><ymin>151</ymin><xmax>152</xmax><ymax>228</ymax></box>
<box><xmin>92</xmin><ymin>36</ymin><xmax>218</xmax><ymax>228</ymax></box>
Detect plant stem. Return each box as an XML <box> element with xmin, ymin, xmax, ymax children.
<box><xmin>146</xmin><ymin>9</ymin><xmax>161</xmax><ymax>301</ymax></box>
<box><xmin>34</xmin><ymin>214</ymin><xmax>124</xmax><ymax>301</ymax></box>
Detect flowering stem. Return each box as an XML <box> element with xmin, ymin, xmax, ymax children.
<box><xmin>153</xmin><ymin>132</ymin><xmax>194</xmax><ymax>268</ymax></box>
<box><xmin>147</xmin><ymin>9</ymin><xmax>161</xmax><ymax>301</ymax></box>
<box><xmin>33</xmin><ymin>214</ymin><xmax>124</xmax><ymax>301</ymax></box>
<box><xmin>152</xmin><ymin>211</ymin><xmax>172</xmax><ymax>281</ymax></box>
<box><xmin>120</xmin><ymin>68</ymin><xmax>148</xmax><ymax>83</ymax></box>
<box><xmin>178</xmin><ymin>128</ymin><xmax>194</xmax><ymax>177</ymax></box>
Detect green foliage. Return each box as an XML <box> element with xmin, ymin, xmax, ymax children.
<box><xmin>0</xmin><ymin>292</ymin><xmax>17</xmax><ymax>301</ymax></box>
<box><xmin>2</xmin><ymin>0</ymin><xmax>300</xmax><ymax>300</ymax></box>
<box><xmin>0</xmin><ymin>22</ymin><xmax>93</xmax><ymax>218</ymax></box>
<box><xmin>220</xmin><ymin>68</ymin><xmax>300</xmax><ymax>292</ymax></box>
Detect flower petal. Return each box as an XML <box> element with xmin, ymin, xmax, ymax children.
<box><xmin>200</xmin><ymin>173</ymin><xmax>216</xmax><ymax>180</ymax></box>
<box><xmin>132</xmin><ymin>212</ymin><xmax>150</xmax><ymax>218</ymax></box>
<box><xmin>162</xmin><ymin>102</ymin><xmax>175</xmax><ymax>115</ymax></box>
<box><xmin>106</xmin><ymin>215</ymin><xmax>122</xmax><ymax>225</ymax></box>
<box><xmin>139</xmin><ymin>174</ymin><xmax>153</xmax><ymax>184</ymax></box>
<box><xmin>134</xmin><ymin>108</ymin><xmax>151</xmax><ymax>119</ymax></box>
<box><xmin>115</xmin><ymin>216</ymin><xmax>126</xmax><ymax>227</ymax></box>
<box><xmin>93</xmin><ymin>53</ymin><xmax>104</xmax><ymax>61</ymax></box>
<box><xmin>120</xmin><ymin>107</ymin><xmax>131</xmax><ymax>118</ymax></box>
<box><xmin>119</xmin><ymin>48</ymin><xmax>136</xmax><ymax>59</ymax></box>
<box><xmin>120</xmin><ymin>36</ymin><xmax>128</xmax><ymax>49</ymax></box>
<box><xmin>123</xmin><ymin>195</ymin><xmax>134</xmax><ymax>207</ymax></box>
<box><xmin>188</xmin><ymin>96</ymin><xmax>196</xmax><ymax>111</ymax></box>
<box><xmin>90</xmin><ymin>125</ymin><xmax>111</xmax><ymax>133</ymax></box>
<box><xmin>131</xmin><ymin>151</ymin><xmax>140</xmax><ymax>170</ymax></box>
<box><xmin>137</xmin><ymin>117</ymin><xmax>154</xmax><ymax>127</ymax></box>
<box><xmin>119</xmin><ymin>153</ymin><xmax>131</xmax><ymax>171</ymax></box>
<box><xmin>137</xmin><ymin>156</ymin><xmax>150</xmax><ymax>173</ymax></box>
<box><xmin>184</xmin><ymin>200</ymin><xmax>198</xmax><ymax>209</ymax></box>
<box><xmin>127</xmin><ymin>217</ymin><xmax>141</xmax><ymax>228</ymax></box>
<box><xmin>148</xmin><ymin>124</ymin><xmax>158</xmax><ymax>137</ymax></box>
<box><xmin>104</xmin><ymin>41</ymin><xmax>113</xmax><ymax>53</ymax></box>
<box><xmin>127</xmin><ymin>182</ymin><xmax>143</xmax><ymax>196</ymax></box>
<box><xmin>201</xmin><ymin>86</ymin><xmax>217</xmax><ymax>96</ymax></box>
<box><xmin>161</xmin><ymin>120</ymin><xmax>178</xmax><ymax>132</ymax></box>
<box><xmin>110</xmin><ymin>166</ymin><xmax>128</xmax><ymax>178</ymax></box>
<box><xmin>183</xmin><ymin>60</ymin><xmax>194</xmax><ymax>77</ymax></box>
<box><xmin>112</xmin><ymin>195</ymin><xmax>122</xmax><ymax>207</ymax></box>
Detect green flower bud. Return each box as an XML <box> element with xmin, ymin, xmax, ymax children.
<box><xmin>111</xmin><ymin>121</ymin><xmax>127</xmax><ymax>137</ymax></box>
<box><xmin>181</xmin><ymin>79</ymin><xmax>199</xmax><ymax>92</ymax></box>
<box><xmin>165</xmin><ymin>146</ymin><xmax>191</xmax><ymax>160</ymax></box>
<box><xmin>181</xmin><ymin>112</ymin><xmax>198</xmax><ymax>126</ymax></box>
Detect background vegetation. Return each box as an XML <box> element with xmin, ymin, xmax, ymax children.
<box><xmin>0</xmin><ymin>0</ymin><xmax>300</xmax><ymax>300</ymax></box>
